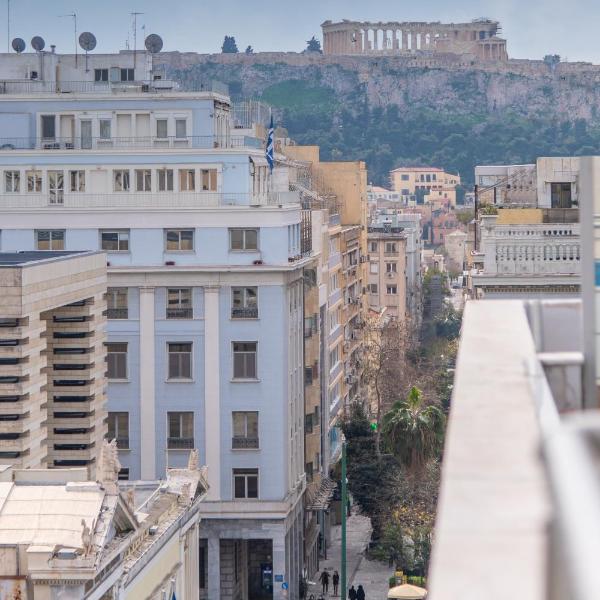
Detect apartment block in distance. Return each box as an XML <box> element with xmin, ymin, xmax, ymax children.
<box><xmin>0</xmin><ymin>251</ymin><xmax>107</xmax><ymax>472</ymax></box>
<box><xmin>390</xmin><ymin>167</ymin><xmax>461</xmax><ymax>205</ymax></box>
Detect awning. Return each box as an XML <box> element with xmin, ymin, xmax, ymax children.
<box><xmin>306</xmin><ymin>477</ymin><xmax>337</xmax><ymax>511</ymax></box>
<box><xmin>250</xmin><ymin>155</ymin><xmax>269</xmax><ymax>167</ymax></box>
<box><xmin>387</xmin><ymin>584</ymin><xmax>427</xmax><ymax>599</ymax></box>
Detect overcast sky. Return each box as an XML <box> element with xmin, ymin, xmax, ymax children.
<box><xmin>2</xmin><ymin>0</ymin><xmax>598</xmax><ymax>63</ymax></box>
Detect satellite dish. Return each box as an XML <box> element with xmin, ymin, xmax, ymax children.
<box><xmin>144</xmin><ymin>34</ymin><xmax>163</xmax><ymax>53</ymax></box>
<box><xmin>11</xmin><ymin>38</ymin><xmax>25</xmax><ymax>54</ymax></box>
<box><xmin>31</xmin><ymin>36</ymin><xmax>45</xmax><ymax>52</ymax></box>
<box><xmin>78</xmin><ymin>32</ymin><xmax>97</xmax><ymax>52</ymax></box>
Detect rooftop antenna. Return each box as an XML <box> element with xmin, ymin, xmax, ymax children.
<box><xmin>6</xmin><ymin>0</ymin><xmax>10</xmax><ymax>53</ymax></box>
<box><xmin>11</xmin><ymin>38</ymin><xmax>25</xmax><ymax>53</ymax></box>
<box><xmin>130</xmin><ymin>11</ymin><xmax>144</xmax><ymax>71</ymax></box>
<box><xmin>59</xmin><ymin>12</ymin><xmax>78</xmax><ymax>66</ymax></box>
<box><xmin>31</xmin><ymin>36</ymin><xmax>45</xmax><ymax>52</ymax></box>
<box><xmin>144</xmin><ymin>33</ymin><xmax>163</xmax><ymax>53</ymax></box>
<box><xmin>78</xmin><ymin>32</ymin><xmax>97</xmax><ymax>73</ymax></box>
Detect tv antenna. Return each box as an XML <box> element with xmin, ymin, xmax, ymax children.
<box><xmin>31</xmin><ymin>36</ymin><xmax>45</xmax><ymax>52</ymax></box>
<box><xmin>145</xmin><ymin>33</ymin><xmax>163</xmax><ymax>54</ymax></box>
<box><xmin>11</xmin><ymin>37</ymin><xmax>25</xmax><ymax>53</ymax></box>
<box><xmin>78</xmin><ymin>32</ymin><xmax>97</xmax><ymax>72</ymax></box>
<box><xmin>59</xmin><ymin>12</ymin><xmax>78</xmax><ymax>66</ymax></box>
<box><xmin>6</xmin><ymin>0</ymin><xmax>10</xmax><ymax>53</ymax></box>
<box><xmin>130</xmin><ymin>11</ymin><xmax>144</xmax><ymax>71</ymax></box>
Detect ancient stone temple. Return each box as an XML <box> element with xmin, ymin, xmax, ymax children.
<box><xmin>321</xmin><ymin>19</ymin><xmax>508</xmax><ymax>60</ymax></box>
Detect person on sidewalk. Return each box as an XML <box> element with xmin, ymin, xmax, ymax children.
<box><xmin>319</xmin><ymin>570</ymin><xmax>330</xmax><ymax>595</ymax></box>
<box><xmin>348</xmin><ymin>584</ymin><xmax>357</xmax><ymax>600</ymax></box>
<box><xmin>356</xmin><ymin>584</ymin><xmax>365</xmax><ymax>600</ymax></box>
<box><xmin>332</xmin><ymin>570</ymin><xmax>340</xmax><ymax>596</ymax></box>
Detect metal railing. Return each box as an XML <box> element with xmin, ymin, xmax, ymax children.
<box><xmin>166</xmin><ymin>307</ymin><xmax>193</xmax><ymax>320</ymax></box>
<box><xmin>231</xmin><ymin>307</ymin><xmax>259</xmax><ymax>319</ymax></box>
<box><xmin>167</xmin><ymin>437</ymin><xmax>194</xmax><ymax>450</ymax></box>
<box><xmin>106</xmin><ymin>308</ymin><xmax>128</xmax><ymax>320</ymax></box>
<box><xmin>0</xmin><ymin>134</ymin><xmax>263</xmax><ymax>151</ymax></box>
<box><xmin>232</xmin><ymin>436</ymin><xmax>259</xmax><ymax>449</ymax></box>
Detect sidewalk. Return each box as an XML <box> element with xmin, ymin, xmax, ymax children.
<box><xmin>308</xmin><ymin>512</ymin><xmax>394</xmax><ymax>600</ymax></box>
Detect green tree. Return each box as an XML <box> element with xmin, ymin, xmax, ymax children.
<box><xmin>382</xmin><ymin>387</ymin><xmax>445</xmax><ymax>472</ymax></box>
<box><xmin>221</xmin><ymin>36</ymin><xmax>239</xmax><ymax>53</ymax></box>
<box><xmin>306</xmin><ymin>36</ymin><xmax>322</xmax><ymax>53</ymax></box>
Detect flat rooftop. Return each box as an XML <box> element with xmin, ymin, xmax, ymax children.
<box><xmin>0</xmin><ymin>251</ymin><xmax>94</xmax><ymax>267</ymax></box>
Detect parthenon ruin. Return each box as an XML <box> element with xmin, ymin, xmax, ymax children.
<box><xmin>321</xmin><ymin>19</ymin><xmax>508</xmax><ymax>61</ymax></box>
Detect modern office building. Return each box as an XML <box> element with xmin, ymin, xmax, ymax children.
<box><xmin>0</xmin><ymin>250</ymin><xmax>107</xmax><ymax>473</ymax></box>
<box><xmin>0</xmin><ymin>49</ymin><xmax>305</xmax><ymax>599</ymax></box>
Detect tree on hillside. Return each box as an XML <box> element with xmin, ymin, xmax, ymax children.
<box><xmin>245</xmin><ymin>45</ymin><xmax>254</xmax><ymax>55</ymax></box>
<box><xmin>382</xmin><ymin>386</ymin><xmax>445</xmax><ymax>473</ymax></box>
<box><xmin>221</xmin><ymin>36</ymin><xmax>239</xmax><ymax>53</ymax></box>
<box><xmin>306</xmin><ymin>36</ymin><xmax>322</xmax><ymax>53</ymax></box>
<box><xmin>543</xmin><ymin>54</ymin><xmax>561</xmax><ymax>67</ymax></box>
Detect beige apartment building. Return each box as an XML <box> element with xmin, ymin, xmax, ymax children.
<box><xmin>0</xmin><ymin>251</ymin><xmax>107</xmax><ymax>473</ymax></box>
<box><xmin>391</xmin><ymin>167</ymin><xmax>461</xmax><ymax>205</ymax></box>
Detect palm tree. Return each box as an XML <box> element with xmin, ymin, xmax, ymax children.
<box><xmin>382</xmin><ymin>386</ymin><xmax>445</xmax><ymax>472</ymax></box>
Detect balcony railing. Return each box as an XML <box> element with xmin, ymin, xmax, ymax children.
<box><xmin>167</xmin><ymin>437</ymin><xmax>194</xmax><ymax>450</ymax></box>
<box><xmin>106</xmin><ymin>308</ymin><xmax>129</xmax><ymax>320</ymax></box>
<box><xmin>0</xmin><ymin>191</ymin><xmax>301</xmax><ymax>210</ymax></box>
<box><xmin>166</xmin><ymin>307</ymin><xmax>193</xmax><ymax>320</ymax></box>
<box><xmin>0</xmin><ymin>134</ymin><xmax>263</xmax><ymax>151</ymax></box>
<box><xmin>231</xmin><ymin>307</ymin><xmax>259</xmax><ymax>319</ymax></box>
<box><xmin>114</xmin><ymin>437</ymin><xmax>129</xmax><ymax>450</ymax></box>
<box><xmin>232</xmin><ymin>436</ymin><xmax>259</xmax><ymax>449</ymax></box>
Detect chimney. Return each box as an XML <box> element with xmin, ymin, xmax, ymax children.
<box><xmin>50</xmin><ymin>45</ymin><xmax>56</xmax><ymax>54</ymax></box>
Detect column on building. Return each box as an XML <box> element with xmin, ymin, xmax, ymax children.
<box><xmin>207</xmin><ymin>534</ymin><xmax>221</xmax><ymax>600</ymax></box>
<box><xmin>182</xmin><ymin>522</ymin><xmax>200</xmax><ymax>600</ymax></box>
<box><xmin>139</xmin><ymin>286</ymin><xmax>156</xmax><ymax>479</ymax></box>
<box><xmin>402</xmin><ymin>28</ymin><xmax>408</xmax><ymax>50</ymax></box>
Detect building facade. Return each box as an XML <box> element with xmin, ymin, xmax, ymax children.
<box><xmin>390</xmin><ymin>167</ymin><xmax>460</xmax><ymax>206</ymax></box>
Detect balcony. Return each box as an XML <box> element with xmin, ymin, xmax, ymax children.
<box><xmin>106</xmin><ymin>308</ymin><xmax>128</xmax><ymax>320</ymax></box>
<box><xmin>232</xmin><ymin>436</ymin><xmax>259</xmax><ymax>449</ymax></box>
<box><xmin>166</xmin><ymin>307</ymin><xmax>193</xmax><ymax>320</ymax></box>
<box><xmin>231</xmin><ymin>307</ymin><xmax>259</xmax><ymax>319</ymax></box>
<box><xmin>167</xmin><ymin>437</ymin><xmax>194</xmax><ymax>450</ymax></box>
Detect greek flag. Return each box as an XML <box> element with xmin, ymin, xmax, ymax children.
<box><xmin>266</xmin><ymin>115</ymin><xmax>274</xmax><ymax>172</ymax></box>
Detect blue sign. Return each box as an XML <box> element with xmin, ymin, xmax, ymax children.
<box><xmin>282</xmin><ymin>582</ymin><xmax>289</xmax><ymax>590</ymax></box>
<box><xmin>274</xmin><ymin>575</ymin><xmax>284</xmax><ymax>582</ymax></box>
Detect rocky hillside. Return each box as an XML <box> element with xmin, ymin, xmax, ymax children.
<box><xmin>155</xmin><ymin>52</ymin><xmax>600</xmax><ymax>189</ymax></box>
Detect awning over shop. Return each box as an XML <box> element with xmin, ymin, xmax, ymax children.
<box><xmin>306</xmin><ymin>477</ymin><xmax>337</xmax><ymax>511</ymax></box>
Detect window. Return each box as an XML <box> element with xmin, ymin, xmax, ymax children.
<box><xmin>135</xmin><ymin>169</ymin><xmax>151</xmax><ymax>192</ymax></box>
<box><xmin>233</xmin><ymin>468</ymin><xmax>258</xmax><ymax>499</ymax></box>
<box><xmin>69</xmin><ymin>170</ymin><xmax>85</xmax><ymax>192</ymax></box>
<box><xmin>329</xmin><ymin>308</ymin><xmax>340</xmax><ymax>332</ymax></box>
<box><xmin>107</xmin><ymin>288</ymin><xmax>128</xmax><ymax>319</ymax></box>
<box><xmin>232</xmin><ymin>412</ymin><xmax>259</xmax><ymax>448</ymax></box>
<box><xmin>385</xmin><ymin>242</ymin><xmax>397</xmax><ymax>253</ymax></box>
<box><xmin>167</xmin><ymin>288</ymin><xmax>193</xmax><ymax>319</ymax></box>
<box><xmin>94</xmin><ymin>68</ymin><xmax>108</xmax><ymax>82</ymax></box>
<box><xmin>401</xmin><ymin>188</ymin><xmax>410</xmax><ymax>195</ymax></box>
<box><xmin>199</xmin><ymin>540</ymin><xmax>207</xmax><ymax>589</ymax></box>
<box><xmin>107</xmin><ymin>412</ymin><xmax>129</xmax><ymax>448</ymax></box>
<box><xmin>369</xmin><ymin>241</ymin><xmax>377</xmax><ymax>252</ymax></box>
<box><xmin>329</xmin><ymin>345</ymin><xmax>340</xmax><ymax>369</ymax></box>
<box><xmin>36</xmin><ymin>230</ymin><xmax>64</xmax><ymax>250</ymax></box>
<box><xmin>370</xmin><ymin>262</ymin><xmax>379</xmax><ymax>274</ymax></box>
<box><xmin>48</xmin><ymin>170</ymin><xmax>64</xmax><ymax>204</ymax></box>
<box><xmin>233</xmin><ymin>342</ymin><xmax>257</xmax><ymax>379</ymax></box>
<box><xmin>118</xmin><ymin>468</ymin><xmax>129</xmax><ymax>480</ymax></box>
<box><xmin>178</xmin><ymin>169</ymin><xmax>195</xmax><ymax>191</ymax></box>
<box><xmin>26</xmin><ymin>170</ymin><xmax>42</xmax><ymax>192</ymax></box>
<box><xmin>165</xmin><ymin>229</ymin><xmax>194</xmax><ymax>252</ymax></box>
<box><xmin>106</xmin><ymin>342</ymin><xmax>128</xmax><ymax>380</ymax></box>
<box><xmin>101</xmin><ymin>230</ymin><xmax>130</xmax><ymax>252</ymax></box>
<box><xmin>551</xmin><ymin>182</ymin><xmax>573</xmax><ymax>208</ymax></box>
<box><xmin>386</xmin><ymin>284</ymin><xmax>397</xmax><ymax>295</ymax></box>
<box><xmin>167</xmin><ymin>412</ymin><xmax>194</xmax><ymax>449</ymax></box>
<box><xmin>157</xmin><ymin>169</ymin><xmax>173</xmax><ymax>192</ymax></box>
<box><xmin>230</xmin><ymin>228</ymin><xmax>258</xmax><ymax>251</ymax></box>
<box><xmin>99</xmin><ymin>119</ymin><xmax>111</xmax><ymax>140</ymax></box>
<box><xmin>369</xmin><ymin>283</ymin><xmax>378</xmax><ymax>294</ymax></box>
<box><xmin>167</xmin><ymin>342</ymin><xmax>192</xmax><ymax>380</ymax></box>
<box><xmin>113</xmin><ymin>170</ymin><xmax>130</xmax><ymax>192</ymax></box>
<box><xmin>330</xmin><ymin>273</ymin><xmax>339</xmax><ymax>291</ymax></box>
<box><xmin>175</xmin><ymin>119</ymin><xmax>187</xmax><ymax>138</ymax></box>
<box><xmin>156</xmin><ymin>119</ymin><xmax>168</xmax><ymax>139</ymax></box>
<box><xmin>120</xmin><ymin>68</ymin><xmax>134</xmax><ymax>81</ymax></box>
<box><xmin>231</xmin><ymin>287</ymin><xmax>258</xmax><ymax>319</ymax></box>
<box><xmin>4</xmin><ymin>171</ymin><xmax>19</xmax><ymax>193</ymax></box>
<box><xmin>386</xmin><ymin>262</ymin><xmax>397</xmax><ymax>273</ymax></box>
<box><xmin>200</xmin><ymin>169</ymin><xmax>217</xmax><ymax>191</ymax></box>
<box><xmin>41</xmin><ymin>115</ymin><xmax>56</xmax><ymax>139</ymax></box>
<box><xmin>401</xmin><ymin>174</ymin><xmax>409</xmax><ymax>181</ymax></box>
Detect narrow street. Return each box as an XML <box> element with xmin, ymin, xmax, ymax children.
<box><xmin>308</xmin><ymin>512</ymin><xmax>395</xmax><ymax>600</ymax></box>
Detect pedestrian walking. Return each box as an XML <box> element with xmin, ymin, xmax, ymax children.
<box><xmin>348</xmin><ymin>584</ymin><xmax>357</xmax><ymax>600</ymax></box>
<box><xmin>319</xmin><ymin>570</ymin><xmax>330</xmax><ymax>595</ymax></box>
<box><xmin>332</xmin><ymin>570</ymin><xmax>340</xmax><ymax>596</ymax></box>
<box><xmin>356</xmin><ymin>584</ymin><xmax>365</xmax><ymax>600</ymax></box>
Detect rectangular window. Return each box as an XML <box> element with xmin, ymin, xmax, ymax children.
<box><xmin>200</xmin><ymin>168</ymin><xmax>217</xmax><ymax>191</ymax></box>
<box><xmin>156</xmin><ymin>119</ymin><xmax>168</xmax><ymax>139</ymax></box>
<box><xmin>106</xmin><ymin>342</ymin><xmax>128</xmax><ymax>380</ymax></box>
<box><xmin>370</xmin><ymin>262</ymin><xmax>379</xmax><ymax>274</ymax></box>
<box><xmin>99</xmin><ymin>119</ymin><xmax>111</xmax><ymax>140</ymax></box>
<box><xmin>386</xmin><ymin>262</ymin><xmax>397</xmax><ymax>273</ymax></box>
<box><xmin>369</xmin><ymin>283</ymin><xmax>378</xmax><ymax>294</ymax></box>
<box><xmin>178</xmin><ymin>169</ymin><xmax>195</xmax><ymax>191</ymax></box>
<box><xmin>401</xmin><ymin>174</ymin><xmax>409</xmax><ymax>181</ymax></box>
<box><xmin>107</xmin><ymin>288</ymin><xmax>128</xmax><ymax>319</ymax></box>
<box><xmin>157</xmin><ymin>169</ymin><xmax>174</xmax><ymax>192</ymax></box>
<box><xmin>233</xmin><ymin>342</ymin><xmax>257</xmax><ymax>379</ymax></box>
<box><xmin>233</xmin><ymin>468</ymin><xmax>258</xmax><ymax>499</ymax></box>
<box><xmin>165</xmin><ymin>229</ymin><xmax>194</xmax><ymax>252</ymax></box>
<box><xmin>369</xmin><ymin>241</ymin><xmax>377</xmax><ymax>252</ymax></box>
<box><xmin>386</xmin><ymin>285</ymin><xmax>397</xmax><ymax>295</ymax></box>
<box><xmin>199</xmin><ymin>540</ymin><xmax>207</xmax><ymax>589</ymax></box>
<box><xmin>231</xmin><ymin>286</ymin><xmax>258</xmax><ymax>319</ymax></box>
<box><xmin>167</xmin><ymin>412</ymin><xmax>194</xmax><ymax>449</ymax></box>
<box><xmin>107</xmin><ymin>412</ymin><xmax>129</xmax><ymax>448</ymax></box>
<box><xmin>27</xmin><ymin>170</ymin><xmax>42</xmax><ymax>192</ymax></box>
<box><xmin>120</xmin><ymin>68</ymin><xmax>134</xmax><ymax>81</ymax></box>
<box><xmin>113</xmin><ymin>169</ymin><xmax>130</xmax><ymax>191</ymax></box>
<box><xmin>166</xmin><ymin>288</ymin><xmax>193</xmax><ymax>319</ymax></box>
<box><xmin>175</xmin><ymin>119</ymin><xmax>187</xmax><ymax>138</ymax></box>
<box><xmin>101</xmin><ymin>230</ymin><xmax>129</xmax><ymax>252</ymax></box>
<box><xmin>36</xmin><ymin>230</ymin><xmax>64</xmax><ymax>250</ymax></box>
<box><xmin>551</xmin><ymin>182</ymin><xmax>573</xmax><ymax>208</ymax></box>
<box><xmin>329</xmin><ymin>345</ymin><xmax>339</xmax><ymax>369</ymax></box>
<box><xmin>135</xmin><ymin>169</ymin><xmax>151</xmax><ymax>192</ymax></box>
<box><xmin>385</xmin><ymin>242</ymin><xmax>397</xmax><ymax>253</ymax></box>
<box><xmin>167</xmin><ymin>342</ymin><xmax>192</xmax><ymax>380</ymax></box>
<box><xmin>48</xmin><ymin>170</ymin><xmax>64</xmax><ymax>204</ymax></box>
<box><xmin>230</xmin><ymin>228</ymin><xmax>258</xmax><ymax>251</ymax></box>
<box><xmin>41</xmin><ymin>115</ymin><xmax>56</xmax><ymax>139</ymax></box>
<box><xmin>94</xmin><ymin>68</ymin><xmax>108</xmax><ymax>82</ymax></box>
<box><xmin>69</xmin><ymin>170</ymin><xmax>85</xmax><ymax>192</ymax></box>
<box><xmin>4</xmin><ymin>171</ymin><xmax>19</xmax><ymax>193</ymax></box>
<box><xmin>232</xmin><ymin>412</ymin><xmax>259</xmax><ymax>449</ymax></box>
